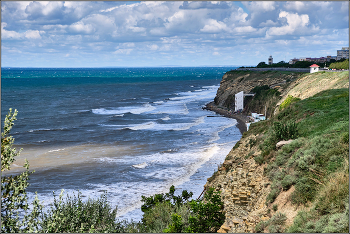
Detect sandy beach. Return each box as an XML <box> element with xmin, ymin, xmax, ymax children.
<box><xmin>204</xmin><ymin>102</ymin><xmax>249</xmax><ymax>135</ymax></box>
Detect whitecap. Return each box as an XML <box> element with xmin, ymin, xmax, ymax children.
<box><xmin>92</xmin><ymin>103</ymin><xmax>156</xmax><ymax>115</ymax></box>
<box><xmin>132</xmin><ymin>162</ymin><xmax>148</xmax><ymax>169</ymax></box>
<box><xmin>161</xmin><ymin>116</ymin><xmax>171</xmax><ymax>121</ymax></box>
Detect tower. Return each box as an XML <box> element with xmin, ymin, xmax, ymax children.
<box><xmin>268</xmin><ymin>55</ymin><xmax>273</xmax><ymax>65</ymax></box>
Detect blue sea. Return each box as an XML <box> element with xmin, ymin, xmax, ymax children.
<box><xmin>1</xmin><ymin>67</ymin><xmax>241</xmax><ymax>221</ymax></box>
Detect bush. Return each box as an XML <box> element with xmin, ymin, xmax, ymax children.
<box><xmin>266</xmin><ymin>188</ymin><xmax>280</xmax><ymax>204</ymax></box>
<box><xmin>291</xmin><ymin>177</ymin><xmax>317</xmax><ymax>205</ymax></box>
<box><xmin>141</xmin><ymin>185</ymin><xmax>193</xmax><ymax>213</ymax></box>
<box><xmin>41</xmin><ymin>190</ymin><xmax>119</xmax><ymax>233</ymax></box>
<box><xmin>187</xmin><ymin>188</ymin><xmax>225</xmax><ymax>233</ymax></box>
<box><xmin>273</xmin><ymin>204</ymin><xmax>278</xmax><ymax>211</ymax></box>
<box><xmin>1</xmin><ymin>109</ymin><xmax>41</xmax><ymax>233</ymax></box>
<box><xmin>141</xmin><ymin>186</ymin><xmax>225</xmax><ymax>233</ymax></box>
<box><xmin>267</xmin><ymin>212</ymin><xmax>287</xmax><ymax>233</ymax></box>
<box><xmin>273</xmin><ymin>121</ymin><xmax>299</xmax><ymax>141</ymax></box>
<box><xmin>254</xmin><ymin>155</ymin><xmax>265</xmax><ymax>165</ymax></box>
<box><xmin>281</xmin><ymin>174</ymin><xmax>296</xmax><ymax>190</ymax></box>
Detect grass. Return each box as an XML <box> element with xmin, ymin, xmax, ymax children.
<box><xmin>245</xmin><ymin>88</ymin><xmax>349</xmax><ymax>232</ymax></box>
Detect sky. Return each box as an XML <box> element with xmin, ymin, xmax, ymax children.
<box><xmin>1</xmin><ymin>1</ymin><xmax>349</xmax><ymax>68</ymax></box>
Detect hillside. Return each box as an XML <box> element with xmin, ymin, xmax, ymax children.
<box><xmin>205</xmin><ymin>71</ymin><xmax>349</xmax><ymax>233</ymax></box>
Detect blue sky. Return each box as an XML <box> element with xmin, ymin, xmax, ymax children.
<box><xmin>1</xmin><ymin>1</ymin><xmax>349</xmax><ymax>67</ymax></box>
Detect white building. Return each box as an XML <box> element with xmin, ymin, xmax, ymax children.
<box><xmin>235</xmin><ymin>91</ymin><xmax>244</xmax><ymax>112</ymax></box>
<box><xmin>268</xmin><ymin>55</ymin><xmax>273</xmax><ymax>65</ymax></box>
<box><xmin>310</xmin><ymin>64</ymin><xmax>320</xmax><ymax>73</ymax></box>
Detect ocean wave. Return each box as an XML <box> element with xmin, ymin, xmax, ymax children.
<box><xmin>132</xmin><ymin>162</ymin><xmax>148</xmax><ymax>169</ymax></box>
<box><xmin>28</xmin><ymin>127</ymin><xmax>68</xmax><ymax>133</ymax></box>
<box><xmin>48</xmin><ymin>148</ymin><xmax>66</xmax><ymax>153</ymax></box>
<box><xmin>161</xmin><ymin>116</ymin><xmax>171</xmax><ymax>121</ymax></box>
<box><xmin>92</xmin><ymin>103</ymin><xmax>156</xmax><ymax>115</ymax></box>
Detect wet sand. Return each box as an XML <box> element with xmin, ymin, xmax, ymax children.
<box><xmin>204</xmin><ymin>102</ymin><xmax>249</xmax><ymax>135</ymax></box>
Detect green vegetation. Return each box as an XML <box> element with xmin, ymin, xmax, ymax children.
<box><xmin>244</xmin><ymin>85</ymin><xmax>281</xmax><ymax>118</ymax></box>
<box><xmin>255</xmin><ymin>212</ymin><xmax>287</xmax><ymax>233</ymax></box>
<box><xmin>1</xmin><ymin>109</ymin><xmax>36</xmax><ymax>233</ymax></box>
<box><xmin>1</xmin><ymin>111</ymin><xmax>225</xmax><ymax>233</ymax></box>
<box><xmin>329</xmin><ymin>59</ymin><xmax>349</xmax><ymax>70</ymax></box>
<box><xmin>279</xmin><ymin>95</ymin><xmax>301</xmax><ymax>111</ymax></box>
<box><xmin>246</xmin><ymin>88</ymin><xmax>349</xmax><ymax>232</ymax></box>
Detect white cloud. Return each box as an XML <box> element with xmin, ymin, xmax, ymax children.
<box><xmin>234</xmin><ymin>26</ymin><xmax>257</xmax><ymax>34</ymax></box>
<box><xmin>1</xmin><ymin>1</ymin><xmax>349</xmax><ymax>67</ymax></box>
<box><xmin>284</xmin><ymin>1</ymin><xmax>305</xmax><ymax>12</ymax></box>
<box><xmin>200</xmin><ymin>19</ymin><xmax>228</xmax><ymax>33</ymax></box>
<box><xmin>113</xmin><ymin>49</ymin><xmax>133</xmax><ymax>55</ymax></box>
<box><xmin>243</xmin><ymin>1</ymin><xmax>276</xmax><ymax>12</ymax></box>
<box><xmin>24</xmin><ymin>30</ymin><xmax>41</xmax><ymax>39</ymax></box>
<box><xmin>266</xmin><ymin>11</ymin><xmax>312</xmax><ymax>36</ymax></box>
<box><xmin>259</xmin><ymin>20</ymin><xmax>278</xmax><ymax>27</ymax></box>
<box><xmin>147</xmin><ymin>44</ymin><xmax>159</xmax><ymax>50</ymax></box>
<box><xmin>68</xmin><ymin>22</ymin><xmax>94</xmax><ymax>34</ymax></box>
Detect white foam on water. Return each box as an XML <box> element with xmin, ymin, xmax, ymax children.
<box><xmin>127</xmin><ymin>121</ymin><xmax>156</xmax><ymax>130</ymax></box>
<box><xmin>132</xmin><ymin>162</ymin><xmax>148</xmax><ymax>169</ymax></box>
<box><xmin>101</xmin><ymin>116</ymin><xmax>205</xmax><ymax>132</ymax></box>
<box><xmin>48</xmin><ymin>148</ymin><xmax>66</xmax><ymax>153</ymax></box>
<box><xmin>92</xmin><ymin>103</ymin><xmax>156</xmax><ymax>115</ymax></box>
<box><xmin>161</xmin><ymin>115</ymin><xmax>171</xmax><ymax>121</ymax></box>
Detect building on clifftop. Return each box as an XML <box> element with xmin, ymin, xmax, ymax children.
<box><xmin>310</xmin><ymin>64</ymin><xmax>320</xmax><ymax>73</ymax></box>
<box><xmin>268</xmin><ymin>55</ymin><xmax>273</xmax><ymax>65</ymax></box>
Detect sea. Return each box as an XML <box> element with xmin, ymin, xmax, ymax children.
<box><xmin>1</xmin><ymin>67</ymin><xmax>241</xmax><ymax>221</ymax></box>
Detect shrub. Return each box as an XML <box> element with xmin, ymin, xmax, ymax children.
<box><xmin>41</xmin><ymin>190</ymin><xmax>119</xmax><ymax>233</ymax></box>
<box><xmin>187</xmin><ymin>188</ymin><xmax>225</xmax><ymax>233</ymax></box>
<box><xmin>281</xmin><ymin>174</ymin><xmax>296</xmax><ymax>190</ymax></box>
<box><xmin>266</xmin><ymin>188</ymin><xmax>280</xmax><ymax>204</ymax></box>
<box><xmin>254</xmin><ymin>221</ymin><xmax>267</xmax><ymax>232</ymax></box>
<box><xmin>141</xmin><ymin>185</ymin><xmax>193</xmax><ymax>213</ymax></box>
<box><xmin>273</xmin><ymin>121</ymin><xmax>299</xmax><ymax>141</ymax></box>
<box><xmin>163</xmin><ymin>213</ymin><xmax>184</xmax><ymax>233</ymax></box>
<box><xmin>273</xmin><ymin>204</ymin><xmax>278</xmax><ymax>211</ymax></box>
<box><xmin>254</xmin><ymin>155</ymin><xmax>265</xmax><ymax>165</ymax></box>
<box><xmin>141</xmin><ymin>186</ymin><xmax>224</xmax><ymax>233</ymax></box>
<box><xmin>291</xmin><ymin>177</ymin><xmax>317</xmax><ymax>205</ymax></box>
<box><xmin>267</xmin><ymin>212</ymin><xmax>287</xmax><ymax>233</ymax></box>
<box><xmin>1</xmin><ymin>109</ymin><xmax>42</xmax><ymax>233</ymax></box>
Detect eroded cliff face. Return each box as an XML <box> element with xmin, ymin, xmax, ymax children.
<box><xmin>206</xmin><ymin>70</ymin><xmax>349</xmax><ymax>233</ymax></box>
<box><xmin>214</xmin><ymin>71</ymin><xmax>303</xmax><ymax>108</ymax></box>
<box><xmin>205</xmin><ymin>135</ymin><xmax>270</xmax><ymax>233</ymax></box>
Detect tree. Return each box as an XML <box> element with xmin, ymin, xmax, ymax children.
<box><xmin>1</xmin><ymin>108</ymin><xmax>42</xmax><ymax>232</ymax></box>
<box><xmin>257</xmin><ymin>62</ymin><xmax>268</xmax><ymax>68</ymax></box>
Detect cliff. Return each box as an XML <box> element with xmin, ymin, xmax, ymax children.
<box><xmin>206</xmin><ymin>70</ymin><xmax>349</xmax><ymax>233</ymax></box>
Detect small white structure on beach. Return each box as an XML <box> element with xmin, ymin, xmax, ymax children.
<box><xmin>309</xmin><ymin>64</ymin><xmax>320</xmax><ymax>73</ymax></box>
<box><xmin>235</xmin><ymin>91</ymin><xmax>244</xmax><ymax>112</ymax></box>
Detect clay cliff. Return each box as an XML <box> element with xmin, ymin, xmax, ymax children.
<box><xmin>206</xmin><ymin>70</ymin><xmax>349</xmax><ymax>233</ymax></box>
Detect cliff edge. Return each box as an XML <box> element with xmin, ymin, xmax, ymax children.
<box><xmin>206</xmin><ymin>70</ymin><xmax>349</xmax><ymax>233</ymax></box>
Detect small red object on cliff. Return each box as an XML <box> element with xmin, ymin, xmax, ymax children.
<box><xmin>309</xmin><ymin>64</ymin><xmax>320</xmax><ymax>68</ymax></box>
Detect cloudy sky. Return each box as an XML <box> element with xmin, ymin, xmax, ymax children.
<box><xmin>1</xmin><ymin>1</ymin><xmax>349</xmax><ymax>67</ymax></box>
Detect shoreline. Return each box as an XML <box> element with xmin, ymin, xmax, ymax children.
<box><xmin>203</xmin><ymin>102</ymin><xmax>249</xmax><ymax>135</ymax></box>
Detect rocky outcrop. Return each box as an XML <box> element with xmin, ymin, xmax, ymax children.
<box><xmin>214</xmin><ymin>71</ymin><xmax>302</xmax><ymax>108</ymax></box>
<box><xmin>205</xmin><ymin>134</ymin><xmax>272</xmax><ymax>233</ymax></box>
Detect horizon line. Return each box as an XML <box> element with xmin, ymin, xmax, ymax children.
<box><xmin>1</xmin><ymin>65</ymin><xmax>252</xmax><ymax>69</ymax></box>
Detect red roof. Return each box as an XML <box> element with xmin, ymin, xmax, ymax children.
<box><xmin>310</xmin><ymin>64</ymin><xmax>320</xmax><ymax>67</ymax></box>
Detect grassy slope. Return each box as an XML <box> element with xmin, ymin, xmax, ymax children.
<box><xmin>241</xmin><ymin>79</ymin><xmax>349</xmax><ymax>232</ymax></box>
